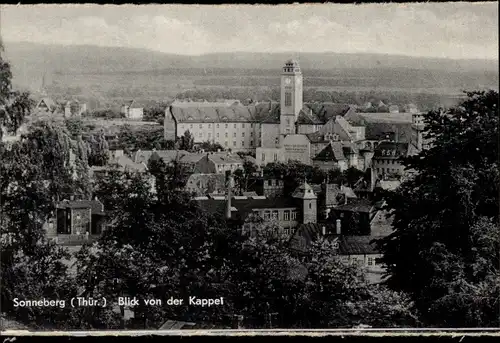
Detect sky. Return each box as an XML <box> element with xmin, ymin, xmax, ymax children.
<box><xmin>1</xmin><ymin>3</ymin><xmax>498</xmax><ymax>60</ymax></box>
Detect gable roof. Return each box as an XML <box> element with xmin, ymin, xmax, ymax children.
<box><xmin>333</xmin><ymin>198</ymin><xmax>374</xmax><ymax>213</ymax></box>
<box><xmin>207</xmin><ymin>153</ymin><xmax>244</xmax><ymax>165</ymax></box>
<box><xmin>36</xmin><ymin>97</ymin><xmax>57</xmax><ymax>111</ymax></box>
<box><xmin>300</xmin><ymin>103</ymin><xmax>353</xmax><ymax>124</ymax></box>
<box><xmin>111</xmin><ymin>155</ymin><xmax>148</xmax><ymax>173</ymax></box>
<box><xmin>289</xmin><ymin>223</ymin><xmax>383</xmax><ymax>255</ymax></box>
<box><xmin>313</xmin><ymin>141</ymin><xmax>358</xmax><ymax>161</ymax></box>
<box><xmin>56</xmin><ymin>199</ymin><xmax>104</xmax><ymax>215</ymax></box>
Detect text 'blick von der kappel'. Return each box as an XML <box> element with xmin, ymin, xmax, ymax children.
<box><xmin>118</xmin><ymin>296</ymin><xmax>225</xmax><ymax>307</ymax></box>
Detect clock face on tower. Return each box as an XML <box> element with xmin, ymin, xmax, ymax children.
<box><xmin>284</xmin><ymin>77</ymin><xmax>291</xmax><ymax>85</ymax></box>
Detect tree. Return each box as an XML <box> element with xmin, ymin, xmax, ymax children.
<box><xmin>196</xmin><ymin>140</ymin><xmax>224</xmax><ymax>152</ymax></box>
<box><xmin>263</xmin><ymin>160</ymin><xmax>326</xmax><ymax>196</ymax></box>
<box><xmin>178</xmin><ymin>130</ymin><xmax>194</xmax><ymax>151</ymax></box>
<box><xmin>376</xmin><ymin>90</ymin><xmax>499</xmax><ymax>327</ymax></box>
<box><xmin>0</xmin><ymin>122</ymin><xmax>92</xmax><ymax>329</ymax></box>
<box><xmin>87</xmin><ymin>133</ymin><xmax>110</xmax><ymax>167</ymax></box>
<box><xmin>143</xmin><ymin>103</ymin><xmax>169</xmax><ymax>124</ymax></box>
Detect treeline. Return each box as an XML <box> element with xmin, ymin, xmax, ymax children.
<box><xmin>176</xmin><ymin>87</ymin><xmax>452</xmax><ymax>111</ymax></box>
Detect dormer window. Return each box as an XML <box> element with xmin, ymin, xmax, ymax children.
<box><xmin>187</xmin><ymin>116</ymin><xmax>193</xmax><ymax>121</ymax></box>
<box><xmin>222</xmin><ymin>116</ymin><xmax>228</xmax><ymax>121</ymax></box>
<box><xmin>205</xmin><ymin>116</ymin><xmax>210</xmax><ymax>120</ymax></box>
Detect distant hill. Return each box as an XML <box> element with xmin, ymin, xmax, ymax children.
<box><xmin>3</xmin><ymin>41</ymin><xmax>497</xmax><ymax>100</ymax></box>
<box><xmin>4</xmin><ymin>41</ymin><xmax>498</xmax><ymax>74</ymax></box>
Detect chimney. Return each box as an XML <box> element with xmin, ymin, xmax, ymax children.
<box><xmin>336</xmin><ymin>219</ymin><xmax>341</xmax><ymax>235</ymax></box>
<box><xmin>70</xmin><ymin>195</ymin><xmax>75</xmax><ymax>201</ymax></box>
<box><xmin>217</xmin><ymin>148</ymin><xmax>221</xmax><ymax>153</ymax></box>
<box><xmin>321</xmin><ymin>226</ymin><xmax>326</xmax><ymax>236</ymax></box>
<box><xmin>225</xmin><ymin>171</ymin><xmax>233</xmax><ymax>219</ymax></box>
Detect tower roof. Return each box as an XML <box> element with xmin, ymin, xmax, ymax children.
<box><xmin>285</xmin><ymin>59</ymin><xmax>300</xmax><ymax>67</ymax></box>
<box><xmin>292</xmin><ymin>181</ymin><xmax>317</xmax><ymax>199</ymax></box>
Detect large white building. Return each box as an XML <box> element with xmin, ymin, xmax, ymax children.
<box><xmin>164</xmin><ymin>59</ymin><xmax>426</xmax><ymax>173</ymax></box>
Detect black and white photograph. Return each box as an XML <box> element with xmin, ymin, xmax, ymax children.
<box><xmin>0</xmin><ymin>3</ymin><xmax>498</xmax><ymax>332</ymax></box>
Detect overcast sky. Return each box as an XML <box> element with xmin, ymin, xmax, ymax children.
<box><xmin>1</xmin><ymin>3</ymin><xmax>498</xmax><ymax>59</ymax></box>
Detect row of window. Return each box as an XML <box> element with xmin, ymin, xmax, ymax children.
<box><xmin>376</xmin><ymin>159</ymin><xmax>400</xmax><ymax>165</ymax></box>
<box><xmin>262</xmin><ymin>153</ymin><xmax>280</xmax><ymax>162</ymax></box>
<box><xmin>222</xmin><ymin>141</ymin><xmax>256</xmax><ymax>147</ymax></box>
<box><xmin>376</xmin><ymin>168</ymin><xmax>400</xmax><ymax>174</ymax></box>
<box><xmin>197</xmin><ymin>131</ymin><xmax>258</xmax><ymax>139</ymax></box>
<box><xmin>261</xmin><ymin>209</ymin><xmax>297</xmax><ymax>221</ymax></box>
<box><xmin>182</xmin><ymin>123</ymin><xmax>258</xmax><ymax>130</ymax></box>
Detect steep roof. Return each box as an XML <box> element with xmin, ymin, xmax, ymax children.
<box><xmin>292</xmin><ymin>182</ymin><xmax>317</xmax><ymax>199</ymax></box>
<box><xmin>208</xmin><ymin>153</ymin><xmax>244</xmax><ymax>165</ymax></box>
<box><xmin>334</xmin><ymin>198</ymin><xmax>374</xmax><ymax>213</ymax></box>
<box><xmin>56</xmin><ymin>199</ymin><xmax>104</xmax><ymax>215</ymax></box>
<box><xmin>289</xmin><ymin>223</ymin><xmax>383</xmax><ymax>255</ymax></box>
<box><xmin>313</xmin><ymin>141</ymin><xmax>358</xmax><ymax>161</ymax></box>
<box><xmin>298</xmin><ymin>103</ymin><xmax>353</xmax><ymax>125</ymax></box>
<box><xmin>111</xmin><ymin>155</ymin><xmax>148</xmax><ymax>173</ymax></box>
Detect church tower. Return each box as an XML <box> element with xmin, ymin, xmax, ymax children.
<box><xmin>292</xmin><ymin>180</ymin><xmax>317</xmax><ymax>224</ymax></box>
<box><xmin>280</xmin><ymin>59</ymin><xmax>303</xmax><ymax>136</ymax></box>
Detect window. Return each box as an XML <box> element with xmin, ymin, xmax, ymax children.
<box><xmin>274</xmin><ymin>153</ymin><xmax>278</xmax><ymax>161</ymax></box>
<box><xmin>225</xmin><ymin>132</ymin><xmax>228</xmax><ymax>138</ymax></box>
<box><xmin>286</xmin><ymin>118</ymin><xmax>290</xmax><ymax>125</ymax></box>
<box><xmin>242</xmin><ymin>123</ymin><xmax>245</xmax><ymax>128</ymax></box>
<box><xmin>241</xmin><ymin>141</ymin><xmax>244</xmax><ymax>147</ymax></box>
<box><xmin>225</xmin><ymin>124</ymin><xmax>228</xmax><ymax>129</ymax></box>
<box><xmin>250</xmin><ymin>141</ymin><xmax>253</xmax><ymax>147</ymax></box>
<box><xmin>284</xmin><ymin>227</ymin><xmax>290</xmax><ymax>235</ymax></box>
<box><xmin>199</xmin><ymin>124</ymin><xmax>202</xmax><ymax>129</ymax></box>
<box><xmin>262</xmin><ymin>153</ymin><xmax>265</xmax><ymax>162</ymax></box>
<box><xmin>190</xmin><ymin>124</ymin><xmax>193</xmax><ymax>129</ymax></box>
<box><xmin>234</xmin><ymin>124</ymin><xmax>237</xmax><ymax>128</ymax></box>
<box><xmin>268</xmin><ymin>180</ymin><xmax>272</xmax><ymax>186</ymax></box>
<box><xmin>285</xmin><ymin>92</ymin><xmax>292</xmax><ymax>106</ymax></box>
<box><xmin>225</xmin><ymin>141</ymin><xmax>228</xmax><ymax>146</ymax></box>
<box><xmin>275</xmin><ymin>138</ymin><xmax>279</xmax><ymax>145</ymax></box>
<box><xmin>250</xmin><ymin>132</ymin><xmax>253</xmax><ymax>137</ymax></box>
<box><xmin>264</xmin><ymin>211</ymin><xmax>271</xmax><ymax>220</ymax></box>
<box><xmin>199</xmin><ymin>132</ymin><xmax>202</xmax><ymax>138</ymax></box>
<box><xmin>242</xmin><ymin>132</ymin><xmax>245</xmax><ymax>137</ymax></box>
<box><xmin>216</xmin><ymin>123</ymin><xmax>219</xmax><ymax>128</ymax></box>
<box><xmin>272</xmin><ymin>211</ymin><xmax>278</xmax><ymax>220</ymax></box>
<box><xmin>251</xmin><ymin>123</ymin><xmax>254</xmax><ymax>128</ymax></box>
<box><xmin>233</xmin><ymin>141</ymin><xmax>236</xmax><ymax>146</ymax></box>
<box><xmin>291</xmin><ymin>210</ymin><xmax>297</xmax><ymax>220</ymax></box>
<box><xmin>217</xmin><ymin>133</ymin><xmax>220</xmax><ymax>138</ymax></box>
<box><xmin>368</xmin><ymin>257</ymin><xmax>374</xmax><ymax>266</ymax></box>
<box><xmin>309</xmin><ymin>203</ymin><xmax>312</xmax><ymax>209</ymax></box>
<box><xmin>233</xmin><ymin>132</ymin><xmax>236</xmax><ymax>137</ymax></box>
<box><xmin>208</xmin><ymin>124</ymin><xmax>211</xmax><ymax>128</ymax></box>
<box><xmin>284</xmin><ymin>210</ymin><xmax>290</xmax><ymax>221</ymax></box>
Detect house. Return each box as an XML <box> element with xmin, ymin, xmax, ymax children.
<box><xmin>249</xmin><ymin>176</ymin><xmax>285</xmax><ymax>197</ymax></box>
<box><xmin>372</xmin><ymin>142</ymin><xmax>410</xmax><ymax>179</ymax></box>
<box><xmin>121</xmin><ymin>100</ymin><xmax>144</xmax><ymax>120</ymax></box>
<box><xmin>150</xmin><ymin>150</ymin><xmax>205</xmax><ymax>174</ymax></box>
<box><xmin>35</xmin><ymin>97</ymin><xmax>57</xmax><ymax>113</ymax></box>
<box><xmin>326</xmin><ymin>198</ymin><xmax>379</xmax><ymax>236</ymax></box>
<box><xmin>196</xmin><ymin>181</ymin><xmax>321</xmax><ymax>236</ymax></box>
<box><xmin>44</xmin><ymin>198</ymin><xmax>106</xmax><ymax>245</ymax></box>
<box><xmin>312</xmin><ymin>141</ymin><xmax>359</xmax><ymax>172</ymax></box>
<box><xmin>63</xmin><ymin>99</ymin><xmax>87</xmax><ymax>117</ymax></box>
<box><xmin>289</xmin><ymin>224</ymin><xmax>387</xmax><ymax>284</ymax></box>
<box><xmin>194</xmin><ymin>152</ymin><xmax>244</xmax><ymax>174</ymax></box>
<box><xmin>184</xmin><ymin>173</ymin><xmax>226</xmax><ymax>196</ymax></box>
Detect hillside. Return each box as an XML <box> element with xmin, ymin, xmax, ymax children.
<box><xmin>2</xmin><ymin>41</ymin><xmax>497</xmax><ymax>111</ymax></box>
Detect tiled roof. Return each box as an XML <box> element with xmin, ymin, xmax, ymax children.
<box><xmin>185</xmin><ymin>173</ymin><xmax>226</xmax><ymax>195</ymax></box>
<box><xmin>313</xmin><ymin>142</ymin><xmax>347</xmax><ymax>161</ymax></box>
<box><xmin>302</xmin><ymin>103</ymin><xmax>353</xmax><ymax>124</ymax></box>
<box><xmin>151</xmin><ymin>150</ymin><xmax>204</xmax><ymax>165</ymax></box>
<box><xmin>208</xmin><ymin>153</ymin><xmax>244</xmax><ymax>165</ymax></box>
<box><xmin>337</xmin><ymin>235</ymin><xmax>382</xmax><ymax>255</ymax></box>
<box><xmin>334</xmin><ymin>198</ymin><xmax>373</xmax><ymax>213</ymax></box>
<box><xmin>292</xmin><ymin>182</ymin><xmax>317</xmax><ymax>199</ymax></box>
<box><xmin>56</xmin><ymin>199</ymin><xmax>104</xmax><ymax>215</ymax></box>
<box><xmin>171</xmin><ymin>101</ymin><xmax>279</xmax><ymax>124</ymax></box>
<box><xmin>131</xmin><ymin>150</ymin><xmax>155</xmax><ymax>164</ymax></box>
<box><xmin>289</xmin><ymin>222</ymin><xmax>383</xmax><ymax>255</ymax></box>
<box><xmin>365</xmin><ymin>122</ymin><xmax>413</xmax><ymax>142</ymax></box>
<box><xmin>373</xmin><ymin>142</ymin><xmax>410</xmax><ymax>159</ymax></box>
<box><xmin>171</xmin><ymin>101</ymin><xmax>353</xmax><ymax>125</ymax></box>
